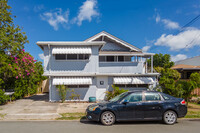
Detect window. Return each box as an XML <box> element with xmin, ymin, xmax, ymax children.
<box><xmin>79</xmin><ymin>85</ymin><xmax>89</xmax><ymax>88</ymax></box>
<box><xmin>79</xmin><ymin>54</ymin><xmax>90</xmax><ymax>60</ymax></box>
<box><xmin>118</xmin><ymin>56</ymin><xmax>124</xmax><ymax>62</ymax></box>
<box><xmin>137</xmin><ymin>84</ymin><xmax>149</xmax><ymax>88</ymax></box>
<box><xmin>161</xmin><ymin>93</ymin><xmax>174</xmax><ymax>100</ymax></box>
<box><xmin>55</xmin><ymin>54</ymin><xmax>89</xmax><ymax>60</ymax></box>
<box><xmin>126</xmin><ymin>84</ymin><xmax>137</xmax><ymax>88</ymax></box>
<box><xmin>115</xmin><ymin>84</ymin><xmax>126</xmax><ymax>88</ymax></box>
<box><xmin>55</xmin><ymin>54</ymin><xmax>66</xmax><ymax>60</ymax></box>
<box><xmin>107</xmin><ymin>56</ymin><xmax>115</xmax><ymax>62</ymax></box>
<box><xmin>99</xmin><ymin>56</ymin><xmax>132</xmax><ymax>62</ymax></box>
<box><xmin>123</xmin><ymin>93</ymin><xmax>143</xmax><ymax>102</ymax></box>
<box><xmin>67</xmin><ymin>85</ymin><xmax>78</xmax><ymax>88</ymax></box>
<box><xmin>67</xmin><ymin>85</ymin><xmax>89</xmax><ymax>88</ymax></box>
<box><xmin>145</xmin><ymin>92</ymin><xmax>161</xmax><ymax>101</ymax></box>
<box><xmin>67</xmin><ymin>54</ymin><xmax>77</xmax><ymax>60</ymax></box>
<box><xmin>124</xmin><ymin>56</ymin><xmax>131</xmax><ymax>62</ymax></box>
<box><xmin>99</xmin><ymin>56</ymin><xmax>106</xmax><ymax>62</ymax></box>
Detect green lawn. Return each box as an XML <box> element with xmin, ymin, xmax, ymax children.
<box><xmin>185</xmin><ymin>103</ymin><xmax>200</xmax><ymax>118</ymax></box>
<box><xmin>56</xmin><ymin>113</ymin><xmax>86</xmax><ymax>120</ymax></box>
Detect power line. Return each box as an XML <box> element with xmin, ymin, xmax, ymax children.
<box><xmin>149</xmin><ymin>14</ymin><xmax>200</xmax><ymax>51</ymax></box>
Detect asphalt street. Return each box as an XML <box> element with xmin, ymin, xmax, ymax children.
<box><xmin>0</xmin><ymin>119</ymin><xmax>199</xmax><ymax>133</ymax></box>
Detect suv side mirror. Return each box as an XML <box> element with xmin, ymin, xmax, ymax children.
<box><xmin>122</xmin><ymin>99</ymin><xmax>129</xmax><ymax>104</ymax></box>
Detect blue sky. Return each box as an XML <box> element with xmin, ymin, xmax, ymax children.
<box><xmin>8</xmin><ymin>0</ymin><xmax>200</xmax><ymax>62</ymax></box>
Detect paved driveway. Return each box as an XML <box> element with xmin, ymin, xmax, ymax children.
<box><xmin>0</xmin><ymin>94</ymin><xmax>91</xmax><ymax>120</ymax></box>
<box><xmin>0</xmin><ymin>120</ymin><xmax>199</xmax><ymax>133</ymax></box>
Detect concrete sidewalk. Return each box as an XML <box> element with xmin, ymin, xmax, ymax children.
<box><xmin>0</xmin><ymin>94</ymin><xmax>92</xmax><ymax>120</ymax></box>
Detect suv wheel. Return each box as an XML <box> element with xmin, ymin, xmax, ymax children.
<box><xmin>163</xmin><ymin>110</ymin><xmax>177</xmax><ymax>125</ymax></box>
<box><xmin>101</xmin><ymin>111</ymin><xmax>115</xmax><ymax>126</ymax></box>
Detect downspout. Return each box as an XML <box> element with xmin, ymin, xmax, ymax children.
<box><xmin>48</xmin><ymin>44</ymin><xmax>51</xmax><ymax>102</ymax></box>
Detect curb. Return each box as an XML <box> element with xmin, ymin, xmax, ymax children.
<box><xmin>0</xmin><ymin>119</ymin><xmax>88</xmax><ymax>122</ymax></box>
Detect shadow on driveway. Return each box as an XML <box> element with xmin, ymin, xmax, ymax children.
<box><xmin>23</xmin><ymin>93</ymin><xmax>49</xmax><ymax>102</ymax></box>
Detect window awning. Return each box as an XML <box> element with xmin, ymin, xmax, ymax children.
<box><xmin>52</xmin><ymin>77</ymin><xmax>92</xmax><ymax>85</ymax></box>
<box><xmin>113</xmin><ymin>77</ymin><xmax>154</xmax><ymax>84</ymax></box>
<box><xmin>52</xmin><ymin>47</ymin><xmax>92</xmax><ymax>54</ymax></box>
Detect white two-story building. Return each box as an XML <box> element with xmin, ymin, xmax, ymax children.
<box><xmin>37</xmin><ymin>31</ymin><xmax>159</xmax><ymax>102</ymax></box>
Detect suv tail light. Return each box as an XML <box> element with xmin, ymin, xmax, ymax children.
<box><xmin>181</xmin><ymin>99</ymin><xmax>186</xmax><ymax>105</ymax></box>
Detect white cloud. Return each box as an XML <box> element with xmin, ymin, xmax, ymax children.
<box><xmin>34</xmin><ymin>5</ymin><xmax>44</xmax><ymax>12</ymax></box>
<box><xmin>155</xmin><ymin>29</ymin><xmax>200</xmax><ymax>51</ymax></box>
<box><xmin>142</xmin><ymin>46</ymin><xmax>151</xmax><ymax>52</ymax></box>
<box><xmin>155</xmin><ymin>13</ymin><xmax>160</xmax><ymax>23</ymax></box>
<box><xmin>161</xmin><ymin>19</ymin><xmax>180</xmax><ymax>30</ymax></box>
<box><xmin>171</xmin><ymin>54</ymin><xmax>187</xmax><ymax>62</ymax></box>
<box><xmin>40</xmin><ymin>8</ymin><xmax>69</xmax><ymax>30</ymax></box>
<box><xmin>38</xmin><ymin>53</ymin><xmax>44</xmax><ymax>60</ymax></box>
<box><xmin>73</xmin><ymin>0</ymin><xmax>99</xmax><ymax>26</ymax></box>
<box><xmin>155</xmin><ymin>13</ymin><xmax>180</xmax><ymax>30</ymax></box>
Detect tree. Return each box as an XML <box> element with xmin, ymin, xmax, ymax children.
<box><xmin>177</xmin><ymin>80</ymin><xmax>197</xmax><ymax>106</ymax></box>
<box><xmin>147</xmin><ymin>53</ymin><xmax>174</xmax><ymax>68</ymax></box>
<box><xmin>0</xmin><ymin>0</ymin><xmax>28</xmax><ymax>90</ymax></box>
<box><xmin>0</xmin><ymin>1</ymin><xmax>46</xmax><ymax>101</ymax></box>
<box><xmin>190</xmin><ymin>72</ymin><xmax>200</xmax><ymax>88</ymax></box>
<box><xmin>0</xmin><ymin>0</ymin><xmax>28</xmax><ymax>53</ymax></box>
<box><xmin>157</xmin><ymin>67</ymin><xmax>183</xmax><ymax>98</ymax></box>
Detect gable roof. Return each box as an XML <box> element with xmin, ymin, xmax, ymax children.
<box><xmin>175</xmin><ymin>55</ymin><xmax>200</xmax><ymax>66</ymax></box>
<box><xmin>85</xmin><ymin>31</ymin><xmax>142</xmax><ymax>52</ymax></box>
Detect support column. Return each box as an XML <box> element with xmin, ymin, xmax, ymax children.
<box><xmin>151</xmin><ymin>55</ymin><xmax>153</xmax><ymax>73</ymax></box>
<box><xmin>146</xmin><ymin>58</ymin><xmax>148</xmax><ymax>73</ymax></box>
<box><xmin>49</xmin><ymin>76</ymin><xmax>52</xmax><ymax>102</ymax></box>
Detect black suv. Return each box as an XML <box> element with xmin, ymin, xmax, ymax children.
<box><xmin>86</xmin><ymin>91</ymin><xmax>187</xmax><ymax>125</ymax></box>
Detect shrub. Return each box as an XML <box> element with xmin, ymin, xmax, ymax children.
<box><xmin>56</xmin><ymin>85</ymin><xmax>68</xmax><ymax>103</ymax></box>
<box><xmin>0</xmin><ymin>89</ymin><xmax>9</xmax><ymax>105</ymax></box>
<box><xmin>106</xmin><ymin>85</ymin><xmax>128</xmax><ymax>100</ymax></box>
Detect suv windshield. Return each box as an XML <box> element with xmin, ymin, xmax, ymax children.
<box><xmin>109</xmin><ymin>92</ymin><xmax>129</xmax><ymax>102</ymax></box>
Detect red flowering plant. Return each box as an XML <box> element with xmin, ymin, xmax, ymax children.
<box><xmin>11</xmin><ymin>49</ymin><xmax>39</xmax><ymax>96</ymax></box>
<box><xmin>12</xmin><ymin>49</ymin><xmax>36</xmax><ymax>80</ymax></box>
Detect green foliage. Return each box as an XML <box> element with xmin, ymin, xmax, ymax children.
<box><xmin>106</xmin><ymin>85</ymin><xmax>128</xmax><ymax>100</ymax></box>
<box><xmin>158</xmin><ymin>67</ymin><xmax>183</xmax><ymax>97</ymax></box>
<box><xmin>147</xmin><ymin>53</ymin><xmax>174</xmax><ymax>68</ymax></box>
<box><xmin>177</xmin><ymin>80</ymin><xmax>197</xmax><ymax>105</ymax></box>
<box><xmin>0</xmin><ymin>89</ymin><xmax>9</xmax><ymax>105</ymax></box>
<box><xmin>0</xmin><ymin>0</ymin><xmax>28</xmax><ymax>53</ymax></box>
<box><xmin>0</xmin><ymin>1</ymin><xmax>46</xmax><ymax>103</ymax></box>
<box><xmin>56</xmin><ymin>85</ymin><xmax>68</xmax><ymax>103</ymax></box>
<box><xmin>158</xmin><ymin>68</ymin><xmax>200</xmax><ymax>104</ymax></box>
<box><xmin>190</xmin><ymin>72</ymin><xmax>200</xmax><ymax>88</ymax></box>
<box><xmin>69</xmin><ymin>89</ymin><xmax>80</xmax><ymax>101</ymax></box>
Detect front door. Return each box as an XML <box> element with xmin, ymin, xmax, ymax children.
<box><xmin>96</xmin><ymin>77</ymin><xmax>108</xmax><ymax>100</ymax></box>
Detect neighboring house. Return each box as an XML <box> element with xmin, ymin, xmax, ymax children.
<box><xmin>172</xmin><ymin>56</ymin><xmax>200</xmax><ymax>79</ymax></box>
<box><xmin>37</xmin><ymin>31</ymin><xmax>159</xmax><ymax>102</ymax></box>
<box><xmin>171</xmin><ymin>56</ymin><xmax>200</xmax><ymax>96</ymax></box>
